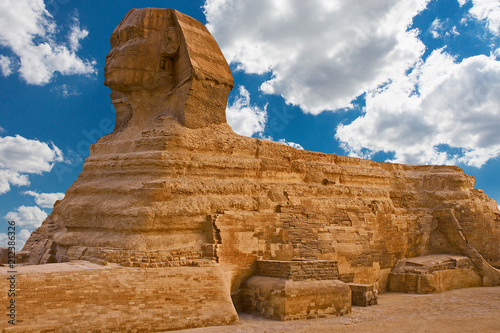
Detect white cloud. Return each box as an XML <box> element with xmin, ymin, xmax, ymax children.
<box><xmin>4</xmin><ymin>205</ymin><xmax>47</xmax><ymax>229</ymax></box>
<box><xmin>462</xmin><ymin>0</ymin><xmax>500</xmax><ymax>34</ymax></box>
<box><xmin>0</xmin><ymin>126</ymin><xmax>5</xmax><ymax>133</ymax></box>
<box><xmin>0</xmin><ymin>55</ymin><xmax>13</xmax><ymax>76</ymax></box>
<box><xmin>24</xmin><ymin>191</ymin><xmax>64</xmax><ymax>208</ymax></box>
<box><xmin>2</xmin><ymin>207</ymin><xmax>45</xmax><ymax>250</ymax></box>
<box><xmin>430</xmin><ymin>19</ymin><xmax>460</xmax><ymax>38</ymax></box>
<box><xmin>0</xmin><ymin>135</ymin><xmax>64</xmax><ymax>173</ymax></box>
<box><xmin>205</xmin><ymin>0</ymin><xmax>430</xmax><ymax>114</ymax></box>
<box><xmin>0</xmin><ymin>228</ymin><xmax>32</xmax><ymax>251</ymax></box>
<box><xmin>226</xmin><ymin>86</ymin><xmax>268</xmax><ymax>137</ymax></box>
<box><xmin>278</xmin><ymin>139</ymin><xmax>304</xmax><ymax>150</ymax></box>
<box><xmin>17</xmin><ymin>229</ymin><xmax>32</xmax><ymax>250</ymax></box>
<box><xmin>50</xmin><ymin>83</ymin><xmax>80</xmax><ymax>97</ymax></box>
<box><xmin>430</xmin><ymin>18</ymin><xmax>444</xmax><ymax>38</ymax></box>
<box><xmin>0</xmin><ymin>0</ymin><xmax>96</xmax><ymax>85</ymax></box>
<box><xmin>336</xmin><ymin>49</ymin><xmax>500</xmax><ymax>167</ymax></box>
<box><xmin>0</xmin><ymin>169</ymin><xmax>29</xmax><ymax>194</ymax></box>
<box><xmin>68</xmin><ymin>18</ymin><xmax>89</xmax><ymax>52</ymax></box>
<box><xmin>0</xmin><ymin>135</ymin><xmax>64</xmax><ymax>194</ymax></box>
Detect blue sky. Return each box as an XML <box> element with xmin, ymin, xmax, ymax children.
<box><xmin>1</xmin><ymin>0</ymin><xmax>499</xmax><ymax>249</ymax></box>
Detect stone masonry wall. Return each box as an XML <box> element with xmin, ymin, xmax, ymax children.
<box><xmin>256</xmin><ymin>260</ymin><xmax>339</xmax><ymax>281</ymax></box>
<box><xmin>0</xmin><ymin>261</ymin><xmax>237</xmax><ymax>332</ymax></box>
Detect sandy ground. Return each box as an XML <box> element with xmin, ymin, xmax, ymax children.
<box><xmin>176</xmin><ymin>286</ymin><xmax>500</xmax><ymax>333</ymax></box>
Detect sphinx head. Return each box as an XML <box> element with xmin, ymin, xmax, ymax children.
<box><xmin>104</xmin><ymin>9</ymin><xmax>182</xmax><ymax>92</ymax></box>
<box><xmin>104</xmin><ymin>8</ymin><xmax>234</xmax><ymax>129</ymax></box>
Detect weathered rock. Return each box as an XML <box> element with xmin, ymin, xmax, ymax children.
<box><xmin>0</xmin><ymin>247</ymin><xmax>11</xmax><ymax>265</ymax></box>
<box><xmin>388</xmin><ymin>254</ymin><xmax>483</xmax><ymax>293</ymax></box>
<box><xmin>348</xmin><ymin>283</ymin><xmax>378</xmax><ymax>306</ymax></box>
<box><xmin>10</xmin><ymin>6</ymin><xmax>500</xmax><ymax>333</ymax></box>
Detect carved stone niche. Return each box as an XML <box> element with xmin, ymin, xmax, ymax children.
<box><xmin>104</xmin><ymin>8</ymin><xmax>234</xmax><ymax>129</ymax></box>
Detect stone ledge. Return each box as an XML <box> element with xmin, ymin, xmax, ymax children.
<box><xmin>347</xmin><ymin>283</ymin><xmax>378</xmax><ymax>306</ymax></box>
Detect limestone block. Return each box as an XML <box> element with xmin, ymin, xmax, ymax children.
<box><xmin>241</xmin><ymin>276</ymin><xmax>351</xmax><ymax>321</ymax></box>
<box><xmin>348</xmin><ymin>283</ymin><xmax>378</xmax><ymax>306</ymax></box>
<box><xmin>388</xmin><ymin>254</ymin><xmax>483</xmax><ymax>294</ymax></box>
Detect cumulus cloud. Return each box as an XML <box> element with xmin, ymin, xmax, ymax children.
<box><xmin>0</xmin><ymin>0</ymin><xmax>96</xmax><ymax>85</ymax></box>
<box><xmin>430</xmin><ymin>18</ymin><xmax>444</xmax><ymax>38</ymax></box>
<box><xmin>24</xmin><ymin>191</ymin><xmax>64</xmax><ymax>208</ymax></box>
<box><xmin>205</xmin><ymin>0</ymin><xmax>429</xmax><ymax>114</ymax></box>
<box><xmin>0</xmin><ymin>55</ymin><xmax>13</xmax><ymax>77</ymax></box>
<box><xmin>4</xmin><ymin>205</ymin><xmax>47</xmax><ymax>229</ymax></box>
<box><xmin>3</xmin><ymin>206</ymin><xmax>46</xmax><ymax>250</ymax></box>
<box><xmin>0</xmin><ymin>228</ymin><xmax>32</xmax><ymax>250</ymax></box>
<box><xmin>226</xmin><ymin>86</ymin><xmax>268</xmax><ymax>137</ymax></box>
<box><xmin>68</xmin><ymin>17</ymin><xmax>89</xmax><ymax>51</ymax></box>
<box><xmin>461</xmin><ymin>0</ymin><xmax>500</xmax><ymax>34</ymax></box>
<box><xmin>0</xmin><ymin>169</ymin><xmax>29</xmax><ymax>194</ymax></box>
<box><xmin>430</xmin><ymin>18</ymin><xmax>460</xmax><ymax>38</ymax></box>
<box><xmin>0</xmin><ymin>135</ymin><xmax>64</xmax><ymax>194</ymax></box>
<box><xmin>278</xmin><ymin>138</ymin><xmax>304</xmax><ymax>150</ymax></box>
<box><xmin>16</xmin><ymin>229</ymin><xmax>32</xmax><ymax>249</ymax></box>
<box><xmin>336</xmin><ymin>49</ymin><xmax>500</xmax><ymax>167</ymax></box>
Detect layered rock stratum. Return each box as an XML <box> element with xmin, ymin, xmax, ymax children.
<box><xmin>11</xmin><ymin>7</ymin><xmax>500</xmax><ymax>332</ymax></box>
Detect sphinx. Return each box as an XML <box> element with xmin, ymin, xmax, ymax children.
<box><xmin>25</xmin><ymin>8</ymin><xmax>236</xmax><ymax>265</ymax></box>
<box><xmin>13</xmin><ymin>7</ymin><xmax>500</xmax><ymax>332</ymax></box>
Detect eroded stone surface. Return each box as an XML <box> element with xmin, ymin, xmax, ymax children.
<box><xmin>348</xmin><ymin>283</ymin><xmax>378</xmax><ymax>306</ymax></box>
<box><xmin>388</xmin><ymin>254</ymin><xmax>483</xmax><ymax>293</ymax></box>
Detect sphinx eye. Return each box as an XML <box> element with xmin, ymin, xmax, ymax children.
<box><xmin>125</xmin><ymin>27</ymin><xmax>140</xmax><ymax>41</ymax></box>
<box><xmin>110</xmin><ymin>34</ymin><xmax>119</xmax><ymax>47</ymax></box>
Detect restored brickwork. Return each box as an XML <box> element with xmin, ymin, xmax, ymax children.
<box><xmin>0</xmin><ymin>262</ymin><xmax>237</xmax><ymax>332</ymax></box>
<box><xmin>256</xmin><ymin>260</ymin><xmax>339</xmax><ymax>281</ymax></box>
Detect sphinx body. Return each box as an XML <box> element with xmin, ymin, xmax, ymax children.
<box><xmin>16</xmin><ymin>7</ymin><xmax>500</xmax><ymax>332</ymax></box>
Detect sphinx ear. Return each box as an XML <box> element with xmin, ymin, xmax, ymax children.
<box><xmin>164</xmin><ymin>27</ymin><xmax>181</xmax><ymax>57</ymax></box>
<box><xmin>160</xmin><ymin>27</ymin><xmax>180</xmax><ymax>71</ymax></box>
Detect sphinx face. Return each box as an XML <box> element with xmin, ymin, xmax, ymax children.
<box><xmin>104</xmin><ymin>10</ymin><xmax>171</xmax><ymax>92</ymax></box>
